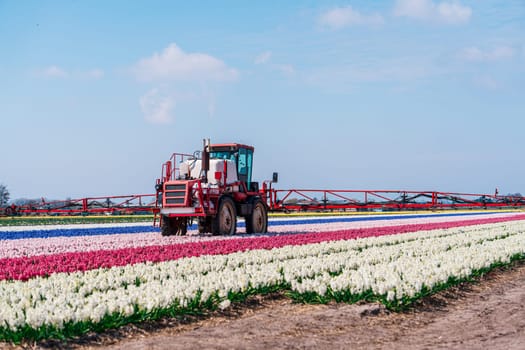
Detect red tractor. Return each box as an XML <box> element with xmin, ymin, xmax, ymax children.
<box><xmin>155</xmin><ymin>140</ymin><xmax>276</xmax><ymax>236</ymax></box>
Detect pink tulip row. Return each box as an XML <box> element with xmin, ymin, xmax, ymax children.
<box><xmin>1</xmin><ymin>213</ymin><xmax>524</xmax><ymax>281</ymax></box>
<box><xmin>0</xmin><ymin>212</ymin><xmax>516</xmax><ymax>260</ymax></box>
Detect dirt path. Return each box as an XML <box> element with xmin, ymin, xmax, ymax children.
<box><xmin>6</xmin><ymin>262</ymin><xmax>525</xmax><ymax>350</ymax></box>
<box><xmin>104</xmin><ymin>265</ymin><xmax>525</xmax><ymax>350</ymax></box>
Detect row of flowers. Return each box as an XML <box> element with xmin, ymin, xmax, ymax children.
<box><xmin>0</xmin><ymin>224</ymin><xmax>157</xmax><ymax>240</ymax></box>
<box><xmin>0</xmin><ymin>211</ymin><xmax>514</xmax><ymax>237</ymax></box>
<box><xmin>0</xmin><ymin>216</ymin><xmax>153</xmax><ymax>227</ymax></box>
<box><xmin>0</xmin><ymin>212</ymin><xmax>519</xmax><ymax>260</ymax></box>
<box><xmin>0</xmin><ymin>218</ymin><xmax>524</xmax><ymax>341</ymax></box>
<box><xmin>1</xmin><ymin>215</ymin><xmax>524</xmax><ymax>282</ymax></box>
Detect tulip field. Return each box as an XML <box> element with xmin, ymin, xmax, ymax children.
<box><xmin>1</xmin><ymin>211</ymin><xmax>525</xmax><ymax>343</ymax></box>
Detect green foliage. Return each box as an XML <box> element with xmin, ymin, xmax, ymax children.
<box><xmin>0</xmin><ymin>184</ymin><xmax>9</xmax><ymax>207</ymax></box>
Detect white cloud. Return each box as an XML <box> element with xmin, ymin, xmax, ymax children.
<box><xmin>139</xmin><ymin>88</ymin><xmax>175</xmax><ymax>124</ymax></box>
<box><xmin>393</xmin><ymin>0</ymin><xmax>471</xmax><ymax>24</ymax></box>
<box><xmin>133</xmin><ymin>43</ymin><xmax>238</xmax><ymax>82</ymax></box>
<box><xmin>37</xmin><ymin>66</ymin><xmax>104</xmax><ymax>80</ymax></box>
<box><xmin>134</xmin><ymin>44</ymin><xmax>238</xmax><ymax>124</ymax></box>
<box><xmin>473</xmin><ymin>75</ymin><xmax>501</xmax><ymax>90</ymax></box>
<box><xmin>437</xmin><ymin>2</ymin><xmax>471</xmax><ymax>23</ymax></box>
<box><xmin>84</xmin><ymin>68</ymin><xmax>104</xmax><ymax>79</ymax></box>
<box><xmin>274</xmin><ymin>64</ymin><xmax>295</xmax><ymax>75</ymax></box>
<box><xmin>303</xmin><ymin>56</ymin><xmax>435</xmax><ymax>92</ymax></box>
<box><xmin>253</xmin><ymin>50</ymin><xmax>294</xmax><ymax>76</ymax></box>
<box><xmin>40</xmin><ymin>66</ymin><xmax>68</xmax><ymax>78</ymax></box>
<box><xmin>254</xmin><ymin>51</ymin><xmax>272</xmax><ymax>65</ymax></box>
<box><xmin>318</xmin><ymin>6</ymin><xmax>384</xmax><ymax>29</ymax></box>
<box><xmin>459</xmin><ymin>46</ymin><xmax>515</xmax><ymax>62</ymax></box>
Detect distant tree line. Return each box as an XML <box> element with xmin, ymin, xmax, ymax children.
<box><xmin>0</xmin><ymin>184</ymin><xmax>9</xmax><ymax>207</ymax></box>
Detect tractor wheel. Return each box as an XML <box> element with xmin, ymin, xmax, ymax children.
<box><xmin>175</xmin><ymin>217</ymin><xmax>188</xmax><ymax>236</ymax></box>
<box><xmin>4</xmin><ymin>207</ymin><xmax>14</xmax><ymax>216</ymax></box>
<box><xmin>245</xmin><ymin>199</ymin><xmax>268</xmax><ymax>234</ymax></box>
<box><xmin>198</xmin><ymin>216</ymin><xmax>212</xmax><ymax>234</ymax></box>
<box><xmin>160</xmin><ymin>215</ymin><xmax>188</xmax><ymax>236</ymax></box>
<box><xmin>162</xmin><ymin>216</ymin><xmax>188</xmax><ymax>236</ymax></box>
<box><xmin>161</xmin><ymin>215</ymin><xmax>176</xmax><ymax>236</ymax></box>
<box><xmin>211</xmin><ymin>197</ymin><xmax>237</xmax><ymax>235</ymax></box>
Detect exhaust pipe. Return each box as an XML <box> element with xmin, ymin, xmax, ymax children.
<box><xmin>202</xmin><ymin>138</ymin><xmax>210</xmax><ymax>183</ymax></box>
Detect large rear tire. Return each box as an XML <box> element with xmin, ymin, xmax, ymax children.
<box><xmin>245</xmin><ymin>199</ymin><xmax>268</xmax><ymax>234</ymax></box>
<box><xmin>211</xmin><ymin>197</ymin><xmax>237</xmax><ymax>235</ymax></box>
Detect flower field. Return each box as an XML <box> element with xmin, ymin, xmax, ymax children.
<box><xmin>1</xmin><ymin>211</ymin><xmax>525</xmax><ymax>342</ymax></box>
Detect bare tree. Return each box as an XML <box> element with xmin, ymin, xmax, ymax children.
<box><xmin>0</xmin><ymin>184</ymin><xmax>9</xmax><ymax>207</ymax></box>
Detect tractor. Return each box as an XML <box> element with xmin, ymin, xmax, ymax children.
<box><xmin>155</xmin><ymin>139</ymin><xmax>275</xmax><ymax>236</ymax></box>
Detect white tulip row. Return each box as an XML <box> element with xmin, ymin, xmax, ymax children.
<box><xmin>1</xmin><ymin>220</ymin><xmax>524</xmax><ymax>333</ymax></box>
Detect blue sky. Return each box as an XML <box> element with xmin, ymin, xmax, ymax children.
<box><xmin>1</xmin><ymin>0</ymin><xmax>524</xmax><ymax>200</ymax></box>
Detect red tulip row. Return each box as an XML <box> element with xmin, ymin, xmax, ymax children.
<box><xmin>2</xmin><ymin>214</ymin><xmax>524</xmax><ymax>281</ymax></box>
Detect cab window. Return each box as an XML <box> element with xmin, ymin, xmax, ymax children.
<box><xmin>210</xmin><ymin>151</ymin><xmax>235</xmax><ymax>161</ymax></box>
<box><xmin>237</xmin><ymin>148</ymin><xmax>253</xmax><ymax>184</ymax></box>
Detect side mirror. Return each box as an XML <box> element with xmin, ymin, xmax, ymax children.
<box><xmin>272</xmin><ymin>172</ymin><xmax>279</xmax><ymax>183</ymax></box>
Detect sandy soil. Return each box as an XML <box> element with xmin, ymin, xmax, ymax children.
<box><xmin>5</xmin><ymin>261</ymin><xmax>525</xmax><ymax>350</ymax></box>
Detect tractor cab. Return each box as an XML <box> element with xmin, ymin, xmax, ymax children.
<box><xmin>209</xmin><ymin>143</ymin><xmax>255</xmax><ymax>191</ymax></box>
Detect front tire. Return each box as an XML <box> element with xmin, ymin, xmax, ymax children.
<box><xmin>198</xmin><ymin>216</ymin><xmax>212</xmax><ymax>234</ymax></box>
<box><xmin>212</xmin><ymin>197</ymin><xmax>237</xmax><ymax>235</ymax></box>
<box><xmin>161</xmin><ymin>216</ymin><xmax>187</xmax><ymax>236</ymax></box>
<box><xmin>161</xmin><ymin>215</ymin><xmax>175</xmax><ymax>236</ymax></box>
<box><xmin>245</xmin><ymin>199</ymin><xmax>268</xmax><ymax>234</ymax></box>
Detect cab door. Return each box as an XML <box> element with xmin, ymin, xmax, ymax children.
<box><xmin>237</xmin><ymin>147</ymin><xmax>253</xmax><ymax>187</ymax></box>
